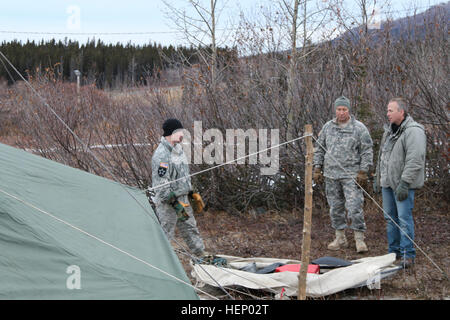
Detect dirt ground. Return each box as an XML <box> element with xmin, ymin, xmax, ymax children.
<box><xmin>173</xmin><ymin>193</ymin><xmax>450</xmax><ymax>300</ymax></box>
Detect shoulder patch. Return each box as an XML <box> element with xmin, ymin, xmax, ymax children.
<box><xmin>158</xmin><ymin>162</ymin><xmax>169</xmax><ymax>177</ymax></box>
<box><xmin>159</xmin><ymin>162</ymin><xmax>169</xmax><ymax>168</ymax></box>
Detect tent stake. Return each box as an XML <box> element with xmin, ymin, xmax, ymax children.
<box><xmin>298</xmin><ymin>124</ymin><xmax>313</xmax><ymax>300</ymax></box>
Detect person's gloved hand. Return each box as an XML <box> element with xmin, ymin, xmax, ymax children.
<box><xmin>189</xmin><ymin>191</ymin><xmax>205</xmax><ymax>214</ymax></box>
<box><xmin>168</xmin><ymin>191</ymin><xmax>178</xmax><ymax>205</ymax></box>
<box><xmin>395</xmin><ymin>180</ymin><xmax>410</xmax><ymax>201</ymax></box>
<box><xmin>313</xmin><ymin>166</ymin><xmax>324</xmax><ymax>184</ymax></box>
<box><xmin>168</xmin><ymin>191</ymin><xmax>189</xmax><ymax>221</ymax></box>
<box><xmin>173</xmin><ymin>201</ymin><xmax>189</xmax><ymax>222</ymax></box>
<box><xmin>373</xmin><ymin>178</ymin><xmax>380</xmax><ymax>194</ymax></box>
<box><xmin>356</xmin><ymin>170</ymin><xmax>368</xmax><ymax>189</ymax></box>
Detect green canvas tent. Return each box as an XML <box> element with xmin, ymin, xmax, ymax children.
<box><xmin>0</xmin><ymin>142</ymin><xmax>198</xmax><ymax>299</ymax></box>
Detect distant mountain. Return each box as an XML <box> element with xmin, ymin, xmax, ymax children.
<box><xmin>333</xmin><ymin>2</ymin><xmax>449</xmax><ymax>44</ymax></box>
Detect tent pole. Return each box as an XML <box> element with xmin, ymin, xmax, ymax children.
<box><xmin>298</xmin><ymin>124</ymin><xmax>313</xmax><ymax>300</ymax></box>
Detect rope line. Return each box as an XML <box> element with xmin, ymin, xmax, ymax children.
<box><xmin>0</xmin><ymin>187</ymin><xmax>219</xmax><ymax>300</ymax></box>
<box><xmin>147</xmin><ymin>133</ymin><xmax>312</xmax><ymax>193</ymax></box>
<box><xmin>3</xmin><ymin>38</ymin><xmax>445</xmax><ymax>297</ymax></box>
<box><xmin>312</xmin><ymin>136</ymin><xmax>447</xmax><ymax>278</ymax></box>
<box><xmin>0</xmin><ymin>48</ymin><xmax>313</xmax><ymax>299</ymax></box>
<box><xmin>175</xmin><ymin>249</ymin><xmax>283</xmax><ymax>298</ymax></box>
<box><xmin>0</xmin><ymin>50</ymin><xmax>233</xmax><ymax>299</ymax></box>
<box><xmin>0</xmin><ymin>28</ymin><xmax>236</xmax><ymax>36</ymax></box>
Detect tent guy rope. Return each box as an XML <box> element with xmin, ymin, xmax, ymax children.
<box><xmin>0</xmin><ymin>186</ymin><xmax>219</xmax><ymax>300</ymax></box>
<box><xmin>1</xmin><ymin>47</ymin><xmax>446</xmax><ymax>299</ymax></box>
<box><xmin>0</xmin><ymin>49</ymin><xmax>234</xmax><ymax>299</ymax></box>
<box><xmin>0</xmin><ymin>48</ymin><xmax>315</xmax><ymax>299</ymax></box>
<box><xmin>313</xmin><ymin>136</ymin><xmax>448</xmax><ymax>279</ymax></box>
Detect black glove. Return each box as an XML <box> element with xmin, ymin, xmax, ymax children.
<box><xmin>373</xmin><ymin>178</ymin><xmax>380</xmax><ymax>194</ymax></box>
<box><xmin>395</xmin><ymin>180</ymin><xmax>409</xmax><ymax>202</ymax></box>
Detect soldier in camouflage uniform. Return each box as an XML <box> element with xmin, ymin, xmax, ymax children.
<box><xmin>313</xmin><ymin>96</ymin><xmax>373</xmax><ymax>253</ymax></box>
<box><xmin>151</xmin><ymin>119</ymin><xmax>206</xmax><ymax>257</ymax></box>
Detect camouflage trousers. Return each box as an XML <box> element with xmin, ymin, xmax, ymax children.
<box><xmin>325</xmin><ymin>177</ymin><xmax>366</xmax><ymax>232</ymax></box>
<box><xmin>155</xmin><ymin>195</ymin><xmax>205</xmax><ymax>256</ymax></box>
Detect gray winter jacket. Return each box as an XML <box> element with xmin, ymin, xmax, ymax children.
<box><xmin>375</xmin><ymin>115</ymin><xmax>426</xmax><ymax>190</ymax></box>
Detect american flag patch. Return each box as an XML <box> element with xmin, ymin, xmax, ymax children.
<box><xmin>159</xmin><ymin>162</ymin><xmax>169</xmax><ymax>168</ymax></box>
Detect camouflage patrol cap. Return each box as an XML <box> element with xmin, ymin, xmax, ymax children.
<box><xmin>334</xmin><ymin>96</ymin><xmax>351</xmax><ymax>112</ymax></box>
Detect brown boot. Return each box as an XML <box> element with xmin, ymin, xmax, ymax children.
<box><xmin>328</xmin><ymin>229</ymin><xmax>348</xmax><ymax>250</ymax></box>
<box><xmin>354</xmin><ymin>231</ymin><xmax>369</xmax><ymax>253</ymax></box>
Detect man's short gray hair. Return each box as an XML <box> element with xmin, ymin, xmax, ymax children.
<box><xmin>389</xmin><ymin>97</ymin><xmax>408</xmax><ymax>114</ymax></box>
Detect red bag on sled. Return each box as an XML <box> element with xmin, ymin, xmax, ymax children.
<box><xmin>275</xmin><ymin>264</ymin><xmax>320</xmax><ymax>274</ymax></box>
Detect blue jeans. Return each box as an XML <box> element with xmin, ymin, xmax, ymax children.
<box><xmin>382</xmin><ymin>187</ymin><xmax>416</xmax><ymax>259</ymax></box>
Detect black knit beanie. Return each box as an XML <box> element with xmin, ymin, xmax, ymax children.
<box><xmin>162</xmin><ymin>118</ymin><xmax>183</xmax><ymax>136</ymax></box>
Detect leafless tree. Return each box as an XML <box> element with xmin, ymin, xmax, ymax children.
<box><xmin>2</xmin><ymin>1</ymin><xmax>447</xmax><ymax>213</ymax></box>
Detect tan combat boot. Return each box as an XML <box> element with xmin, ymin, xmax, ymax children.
<box><xmin>354</xmin><ymin>231</ymin><xmax>369</xmax><ymax>253</ymax></box>
<box><xmin>327</xmin><ymin>229</ymin><xmax>348</xmax><ymax>250</ymax></box>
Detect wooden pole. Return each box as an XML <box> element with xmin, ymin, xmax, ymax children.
<box><xmin>298</xmin><ymin>124</ymin><xmax>313</xmax><ymax>300</ymax></box>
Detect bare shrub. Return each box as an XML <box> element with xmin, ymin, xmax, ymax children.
<box><xmin>1</xmin><ymin>4</ymin><xmax>447</xmax><ymax>213</ymax></box>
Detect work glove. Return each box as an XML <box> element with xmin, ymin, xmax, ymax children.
<box><xmin>173</xmin><ymin>201</ymin><xmax>189</xmax><ymax>222</ymax></box>
<box><xmin>356</xmin><ymin>170</ymin><xmax>368</xmax><ymax>189</ymax></box>
<box><xmin>189</xmin><ymin>191</ymin><xmax>205</xmax><ymax>214</ymax></box>
<box><xmin>313</xmin><ymin>166</ymin><xmax>324</xmax><ymax>184</ymax></box>
<box><xmin>192</xmin><ymin>252</ymin><xmax>227</xmax><ymax>266</ymax></box>
<box><xmin>395</xmin><ymin>180</ymin><xmax>410</xmax><ymax>202</ymax></box>
<box><xmin>168</xmin><ymin>191</ymin><xmax>189</xmax><ymax>222</ymax></box>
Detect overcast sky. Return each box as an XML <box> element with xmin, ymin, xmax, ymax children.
<box><xmin>0</xmin><ymin>0</ymin><xmax>444</xmax><ymax>47</ymax></box>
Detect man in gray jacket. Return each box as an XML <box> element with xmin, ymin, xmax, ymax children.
<box><xmin>314</xmin><ymin>96</ymin><xmax>373</xmax><ymax>253</ymax></box>
<box><xmin>151</xmin><ymin>118</ymin><xmax>206</xmax><ymax>257</ymax></box>
<box><xmin>374</xmin><ymin>98</ymin><xmax>426</xmax><ymax>268</ymax></box>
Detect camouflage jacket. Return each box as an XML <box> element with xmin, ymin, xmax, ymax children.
<box><xmin>313</xmin><ymin>116</ymin><xmax>373</xmax><ymax>179</ymax></box>
<box><xmin>151</xmin><ymin>137</ymin><xmax>192</xmax><ymax>204</ymax></box>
